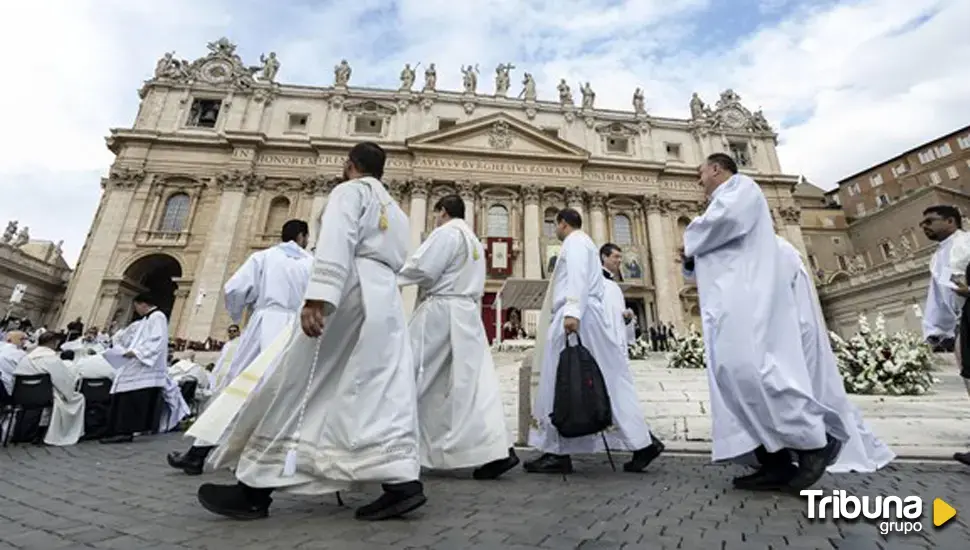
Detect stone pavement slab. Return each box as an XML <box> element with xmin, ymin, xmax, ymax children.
<box><xmin>493</xmin><ymin>352</ymin><xmax>970</xmax><ymax>458</ymax></box>
<box><xmin>0</xmin><ymin>434</ymin><xmax>968</xmax><ymax>549</ymax></box>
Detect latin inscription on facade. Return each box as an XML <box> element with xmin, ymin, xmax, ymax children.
<box><xmin>585</xmin><ymin>171</ymin><xmax>656</xmax><ymax>185</ymax></box>
<box><xmin>414</xmin><ymin>157</ymin><xmax>582</xmax><ymax>177</ymax></box>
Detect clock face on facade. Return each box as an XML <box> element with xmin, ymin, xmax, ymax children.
<box><xmin>722</xmin><ymin>107</ymin><xmax>746</xmax><ymax>129</ymax></box>
<box><xmin>200</xmin><ymin>60</ymin><xmax>232</xmax><ymax>84</ymax></box>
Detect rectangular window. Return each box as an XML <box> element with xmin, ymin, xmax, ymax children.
<box><xmin>288</xmin><ymin>113</ymin><xmax>309</xmax><ymax>132</ymax></box>
<box><xmin>438</xmin><ymin>119</ymin><xmax>457</xmax><ymax>130</ymax></box>
<box><xmin>918</xmin><ymin>149</ymin><xmax>936</xmax><ymax>164</ymax></box>
<box><xmin>729</xmin><ymin>142</ymin><xmax>751</xmax><ymax>167</ymax></box>
<box><xmin>665</xmin><ymin>143</ymin><xmax>681</xmax><ymax>160</ymax></box>
<box><xmin>847</xmin><ymin>183</ymin><xmax>860</xmax><ymax>196</ymax></box>
<box><xmin>607</xmin><ymin>137</ymin><xmax>630</xmax><ymax>153</ymax></box>
<box><xmin>877</xmin><ymin>194</ymin><xmax>890</xmax><ymax>207</ymax></box>
<box><xmin>869</xmin><ymin>173</ymin><xmax>884</xmax><ymax>186</ymax></box>
<box><xmin>542</xmin><ymin>127</ymin><xmax>560</xmax><ymax>138</ymax></box>
<box><xmin>929</xmin><ymin>171</ymin><xmax>942</xmax><ymax>185</ymax></box>
<box><xmin>947</xmin><ymin>165</ymin><xmax>960</xmax><ymax>179</ymax></box>
<box><xmin>837</xmin><ymin>255</ymin><xmax>848</xmax><ymax>271</ymax></box>
<box><xmin>354</xmin><ymin>116</ymin><xmax>383</xmax><ymax>134</ymax></box>
<box><xmin>958</xmin><ymin>135</ymin><xmax>970</xmax><ymax>149</ymax></box>
<box><xmin>936</xmin><ymin>142</ymin><xmax>953</xmax><ymax>157</ymax></box>
<box><xmin>891</xmin><ymin>162</ymin><xmax>908</xmax><ymax>177</ymax></box>
<box><xmin>855</xmin><ymin>202</ymin><xmax>866</xmax><ymax>216</ymax></box>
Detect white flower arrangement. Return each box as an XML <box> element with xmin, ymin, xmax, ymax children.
<box><xmin>829</xmin><ymin>312</ymin><xmax>936</xmax><ymax>396</ymax></box>
<box><xmin>627</xmin><ymin>337</ymin><xmax>653</xmax><ymax>360</ymax></box>
<box><xmin>667</xmin><ymin>325</ymin><xmax>707</xmax><ymax>369</ymax></box>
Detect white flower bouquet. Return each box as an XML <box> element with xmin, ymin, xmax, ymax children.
<box><xmin>829</xmin><ymin>313</ymin><xmax>936</xmax><ymax>396</ymax></box>
<box><xmin>667</xmin><ymin>325</ymin><xmax>707</xmax><ymax>369</ymax></box>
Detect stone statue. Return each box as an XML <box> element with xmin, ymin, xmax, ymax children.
<box><xmin>495</xmin><ymin>63</ymin><xmax>514</xmax><ymax>96</ymax></box>
<box><xmin>423</xmin><ymin>63</ymin><xmax>437</xmax><ymax>91</ymax></box>
<box><xmin>334</xmin><ymin>60</ymin><xmax>352</xmax><ymax>86</ymax></box>
<box><xmin>53</xmin><ymin>240</ymin><xmax>63</xmax><ymax>259</ymax></box>
<box><xmin>750</xmin><ymin>109</ymin><xmax>771</xmax><ymax>132</ymax></box>
<box><xmin>520</xmin><ymin>72</ymin><xmax>537</xmax><ymax>101</ymax></box>
<box><xmin>399</xmin><ymin>63</ymin><xmax>416</xmax><ymax>90</ymax></box>
<box><xmin>1</xmin><ymin>220</ymin><xmax>16</xmax><ymax>244</ymax></box>
<box><xmin>885</xmin><ymin>240</ymin><xmax>897</xmax><ymax>259</ymax></box>
<box><xmin>557</xmin><ymin>79</ymin><xmax>573</xmax><ymax>105</ymax></box>
<box><xmin>580</xmin><ymin>82</ymin><xmax>595</xmax><ymax>109</ymax></box>
<box><xmin>852</xmin><ymin>254</ymin><xmax>866</xmax><ymax>272</ymax></box>
<box><xmin>461</xmin><ymin>64</ymin><xmax>479</xmax><ymax>94</ymax></box>
<box><xmin>154</xmin><ymin>51</ymin><xmax>189</xmax><ymax>80</ymax></box>
<box><xmin>13</xmin><ymin>226</ymin><xmax>29</xmax><ymax>247</ymax></box>
<box><xmin>633</xmin><ymin>87</ymin><xmax>646</xmax><ymax>115</ymax></box>
<box><xmin>690</xmin><ymin>92</ymin><xmax>706</xmax><ymax>119</ymax></box>
<box><xmin>257</xmin><ymin>52</ymin><xmax>280</xmax><ymax>82</ymax></box>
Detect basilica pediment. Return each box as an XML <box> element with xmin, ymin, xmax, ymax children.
<box><xmin>405</xmin><ymin>113</ymin><xmax>590</xmax><ymax>161</ymax></box>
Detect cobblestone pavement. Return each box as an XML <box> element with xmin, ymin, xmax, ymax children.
<box><xmin>0</xmin><ymin>434</ymin><xmax>967</xmax><ymax>549</ymax></box>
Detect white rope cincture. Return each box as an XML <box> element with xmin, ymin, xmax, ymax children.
<box><xmin>282</xmin><ymin>333</ymin><xmax>323</xmax><ymax>477</ymax></box>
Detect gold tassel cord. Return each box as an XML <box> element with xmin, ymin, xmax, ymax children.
<box><xmin>378</xmin><ymin>202</ymin><xmax>389</xmax><ymax>231</ymax></box>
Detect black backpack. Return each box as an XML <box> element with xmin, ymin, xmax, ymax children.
<box><xmin>550</xmin><ymin>334</ymin><xmax>613</xmax><ymax>438</ymax></box>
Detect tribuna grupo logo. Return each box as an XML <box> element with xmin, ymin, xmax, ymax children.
<box><xmin>801</xmin><ymin>490</ymin><xmax>923</xmax><ymax>535</ymax></box>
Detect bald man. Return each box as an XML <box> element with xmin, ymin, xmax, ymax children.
<box><xmin>0</xmin><ymin>331</ymin><xmax>28</xmax><ymax>397</ymax></box>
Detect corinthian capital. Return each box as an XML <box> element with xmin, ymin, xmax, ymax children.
<box><xmin>642</xmin><ymin>193</ymin><xmax>671</xmax><ymax>214</ymax></box>
<box><xmin>457</xmin><ymin>179</ymin><xmax>478</xmax><ymax>201</ymax></box>
<box><xmin>589</xmin><ymin>191</ymin><xmax>607</xmax><ymax>210</ymax></box>
<box><xmin>107</xmin><ymin>167</ymin><xmax>146</xmax><ymax>189</ymax></box>
<box><xmin>565</xmin><ymin>186</ymin><xmax>585</xmax><ymax>206</ymax></box>
<box><xmin>408</xmin><ymin>177</ymin><xmax>430</xmax><ymax>199</ymax></box>
<box><xmin>522</xmin><ymin>184</ymin><xmax>541</xmax><ymax>204</ymax></box>
<box><xmin>215</xmin><ymin>170</ymin><xmax>264</xmax><ymax>194</ymax></box>
<box><xmin>777</xmin><ymin>205</ymin><xmax>802</xmax><ymax>225</ymax></box>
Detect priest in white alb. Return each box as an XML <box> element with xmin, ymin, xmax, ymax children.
<box><xmin>168</xmin><ymin>221</ymin><xmax>312</xmax><ymax>475</ymax></box>
<box><xmin>14</xmin><ymin>331</ymin><xmax>85</xmax><ymax>446</ymax></box>
<box><xmin>207</xmin><ymin>324</ymin><xmax>240</xmax><ymax>394</ymax></box>
<box><xmin>198</xmin><ymin>142</ymin><xmax>426</xmax><ymax>522</ymax></box>
<box><xmin>681</xmin><ymin>153</ymin><xmax>847</xmax><ymax>491</ymax></box>
<box><xmin>101</xmin><ymin>294</ymin><xmax>188</xmax><ymax>444</ymax></box>
<box><xmin>398</xmin><ymin>194</ymin><xmax>519</xmax><ymax>479</ymax></box>
<box><xmin>599</xmin><ymin>243</ymin><xmax>639</xmax><ymax>356</ymax></box>
<box><xmin>919</xmin><ymin>205</ymin><xmax>968</xmax><ymax>352</ymax></box>
<box><xmin>526</xmin><ymin>208</ymin><xmax>664</xmax><ymax>475</ymax></box>
<box><xmin>776</xmin><ymin>235</ymin><xmax>895</xmax><ymax>473</ymax></box>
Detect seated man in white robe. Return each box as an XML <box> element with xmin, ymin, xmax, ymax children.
<box><xmin>682</xmin><ymin>153</ymin><xmax>846</xmax><ymax>491</ymax></box>
<box><xmin>101</xmin><ymin>293</ymin><xmax>177</xmax><ymax>444</ymax></box>
<box><xmin>168</xmin><ymin>220</ymin><xmax>312</xmax><ymax>475</ymax></box>
<box><xmin>776</xmin><ymin>236</ymin><xmax>895</xmax><ymax>473</ymax></box>
<box><xmin>168</xmin><ymin>352</ymin><xmax>211</xmax><ymax>397</ymax></box>
<box><xmin>62</xmin><ymin>328</ymin><xmax>106</xmax><ymax>357</ymax></box>
<box><xmin>14</xmin><ymin>331</ymin><xmax>85</xmax><ymax>446</ymax></box>
<box><xmin>398</xmin><ymin>194</ymin><xmax>519</xmax><ymax>480</ymax></box>
<box><xmin>198</xmin><ymin>142</ymin><xmax>425</xmax><ymax>522</ymax></box>
<box><xmin>207</xmin><ymin>324</ymin><xmax>240</xmax><ymax>393</ymax></box>
<box><xmin>73</xmin><ymin>349</ymin><xmax>115</xmax><ymax>380</ymax></box>
<box><xmin>0</xmin><ymin>330</ymin><xmax>28</xmax><ymax>397</ymax></box>
<box><xmin>526</xmin><ymin>209</ymin><xmax>664</xmax><ymax>475</ymax></box>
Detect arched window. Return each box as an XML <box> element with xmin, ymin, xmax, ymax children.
<box><xmin>487</xmin><ymin>204</ymin><xmax>510</xmax><ymax>237</ymax></box>
<box><xmin>613</xmin><ymin>214</ymin><xmax>632</xmax><ymax>245</ymax></box>
<box><xmin>543</xmin><ymin>207</ymin><xmax>558</xmax><ymax>238</ymax></box>
<box><xmin>264</xmin><ymin>196</ymin><xmax>291</xmax><ymax>234</ymax></box>
<box><xmin>158</xmin><ymin>193</ymin><xmax>191</xmax><ymax>232</ymax></box>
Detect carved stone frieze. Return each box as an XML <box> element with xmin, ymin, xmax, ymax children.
<box><xmin>107</xmin><ymin>167</ymin><xmax>146</xmax><ymax>189</ymax></box>
<box><xmin>299</xmin><ymin>175</ymin><xmax>339</xmax><ymax>195</ymax></box>
<box><xmin>385</xmin><ymin>179</ymin><xmax>407</xmax><ymax>202</ymax></box>
<box><xmin>542</xmin><ymin>191</ymin><xmax>564</xmax><ymax>207</ymax></box>
<box><xmin>777</xmin><ymin>205</ymin><xmax>801</xmax><ymax>225</ymax></box>
<box><xmin>214</xmin><ymin>170</ymin><xmax>264</xmax><ymax>194</ymax></box>
<box><xmin>150</xmin><ymin>38</ymin><xmax>267</xmax><ymax>91</ymax></box>
<box><xmin>522</xmin><ymin>184</ymin><xmax>541</xmax><ymax>204</ymax></box>
<box><xmin>589</xmin><ymin>191</ymin><xmax>607</xmax><ymax>210</ymax></box>
<box><xmin>487</xmin><ymin>121</ymin><xmax>513</xmax><ymax>149</ymax></box>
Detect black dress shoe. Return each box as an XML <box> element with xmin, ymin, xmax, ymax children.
<box><xmin>787</xmin><ymin>436</ymin><xmax>842</xmax><ymax>491</ymax></box>
<box><xmin>100</xmin><ymin>434</ymin><xmax>133</xmax><ymax>444</ymax></box>
<box><xmin>168</xmin><ymin>446</ymin><xmax>212</xmax><ymax>475</ymax></box>
<box><xmin>472</xmin><ymin>448</ymin><xmax>521</xmax><ymax>480</ymax></box>
<box><xmin>523</xmin><ymin>453</ymin><xmax>574</xmax><ymax>474</ymax></box>
<box><xmin>197</xmin><ymin>483</ymin><xmax>272</xmax><ymax>520</ymax></box>
<box><xmin>623</xmin><ymin>435</ymin><xmax>665</xmax><ymax>473</ymax></box>
<box><xmin>734</xmin><ymin>463</ymin><xmax>799</xmax><ymax>490</ymax></box>
<box><xmin>354</xmin><ymin>481</ymin><xmax>427</xmax><ymax>521</ymax></box>
<box><xmin>954</xmin><ymin>452</ymin><xmax>970</xmax><ymax>467</ymax></box>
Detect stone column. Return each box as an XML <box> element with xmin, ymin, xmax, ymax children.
<box><xmin>566</xmin><ymin>186</ymin><xmax>586</xmax><ymax>221</ymax></box>
<box><xmin>402</xmin><ymin>178</ymin><xmax>429</xmax><ymax>317</ymax></box>
<box><xmin>303</xmin><ymin>176</ymin><xmax>337</xmax><ymax>247</ymax></box>
<box><xmin>59</xmin><ymin>170</ymin><xmax>145</xmax><ymax>327</ymax></box>
<box><xmin>589</xmin><ymin>191</ymin><xmax>607</xmax><ymax>245</ymax></box>
<box><xmin>170</xmin><ymin>287</ymin><xmax>190</xmax><ymax>336</ymax></box>
<box><xmin>522</xmin><ymin>184</ymin><xmax>542</xmax><ymax>279</ymax></box>
<box><xmin>643</xmin><ymin>195</ymin><xmax>679</xmax><ymax>327</ymax></box>
<box><xmin>458</xmin><ymin>180</ymin><xmax>478</xmax><ymax>234</ymax></box>
<box><xmin>184</xmin><ymin>172</ymin><xmax>252</xmax><ymax>341</ymax></box>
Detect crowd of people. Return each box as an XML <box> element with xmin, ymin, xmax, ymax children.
<box><xmin>11</xmin><ymin>143</ymin><xmax>969</xmax><ymax>525</ymax></box>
